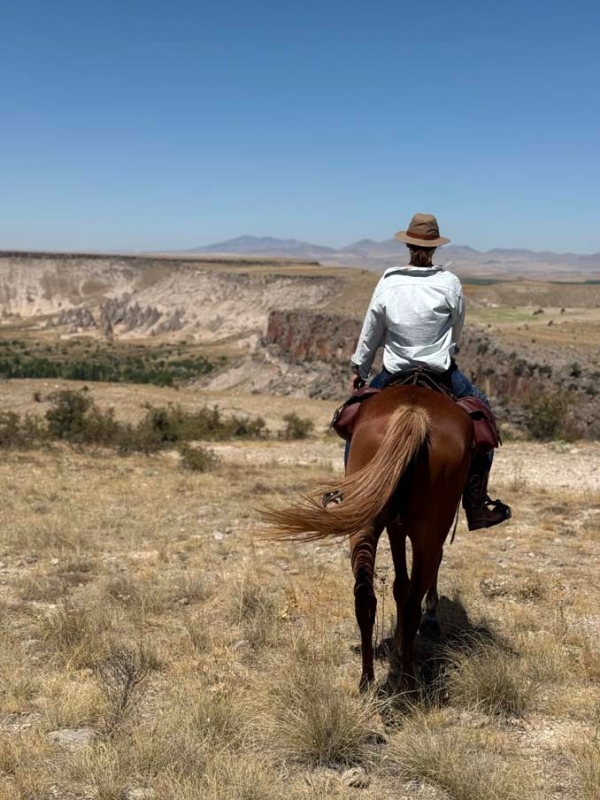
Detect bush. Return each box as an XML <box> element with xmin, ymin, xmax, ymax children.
<box><xmin>446</xmin><ymin>645</ymin><xmax>538</xmax><ymax>717</ymax></box>
<box><xmin>134</xmin><ymin>403</ymin><xmax>269</xmax><ymax>444</ymax></box>
<box><xmin>178</xmin><ymin>444</ymin><xmax>220</xmax><ymax>472</ymax></box>
<box><xmin>0</xmin><ymin>343</ymin><xmax>221</xmax><ymax>386</ymax></box>
<box><xmin>388</xmin><ymin>713</ymin><xmax>531</xmax><ymax>800</ymax></box>
<box><xmin>524</xmin><ymin>392</ymin><xmax>572</xmax><ymax>441</ymax></box>
<box><xmin>45</xmin><ymin>389</ymin><xmax>121</xmax><ymax>445</ymax></box>
<box><xmin>267</xmin><ymin>645</ymin><xmax>380</xmax><ymax>766</ymax></box>
<box><xmin>279</xmin><ymin>413</ymin><xmax>314</xmax><ymax>440</ymax></box>
<box><xmin>0</xmin><ymin>411</ymin><xmax>46</xmax><ymax>448</ymax></box>
<box><xmin>0</xmin><ymin>390</ymin><xmax>298</xmax><ymax>454</ymax></box>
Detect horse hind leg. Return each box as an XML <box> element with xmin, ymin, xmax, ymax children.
<box><xmin>419</xmin><ymin>548</ymin><xmax>443</xmax><ymax>639</ymax></box>
<box><xmin>385</xmin><ymin>520</ymin><xmax>409</xmax><ymax>680</ymax></box>
<box><xmin>351</xmin><ymin>528</ymin><xmax>382</xmax><ymax>691</ymax></box>
<box><xmin>399</xmin><ymin>536</ymin><xmax>445</xmax><ymax>691</ymax></box>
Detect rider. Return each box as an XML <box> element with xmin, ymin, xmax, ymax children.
<box><xmin>349</xmin><ymin>212</ymin><xmax>510</xmax><ymax>531</ymax></box>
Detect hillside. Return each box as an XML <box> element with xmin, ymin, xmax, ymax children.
<box><xmin>172</xmin><ymin>235</ymin><xmax>600</xmax><ymax>280</ymax></box>
<box><xmin>0</xmin><ymin>251</ymin><xmax>341</xmax><ymax>345</ymax></box>
<box><xmin>2</xmin><ymin>249</ymin><xmax>600</xmax><ymax>438</ymax></box>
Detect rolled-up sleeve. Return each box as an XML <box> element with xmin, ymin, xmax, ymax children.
<box><xmin>351</xmin><ymin>286</ymin><xmax>385</xmax><ymax>381</ymax></box>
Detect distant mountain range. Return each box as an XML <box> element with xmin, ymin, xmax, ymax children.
<box><xmin>183</xmin><ymin>235</ymin><xmax>600</xmax><ymax>278</ymax></box>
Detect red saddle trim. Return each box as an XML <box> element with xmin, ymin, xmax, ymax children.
<box><xmin>331</xmin><ymin>387</ymin><xmax>381</xmax><ymax>441</ymax></box>
<box><xmin>456</xmin><ymin>396</ymin><xmax>502</xmax><ymax>454</ymax></box>
<box><xmin>331</xmin><ymin>389</ymin><xmax>501</xmax><ymax>454</ymax></box>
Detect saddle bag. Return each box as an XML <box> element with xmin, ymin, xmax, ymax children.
<box><xmin>456</xmin><ymin>397</ymin><xmax>502</xmax><ymax>454</ymax></box>
<box><xmin>330</xmin><ymin>387</ymin><xmax>381</xmax><ymax>441</ymax></box>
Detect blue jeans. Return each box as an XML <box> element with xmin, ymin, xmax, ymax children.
<box><xmin>369</xmin><ymin>365</ymin><xmax>489</xmax><ymax>406</ymax></box>
<box><xmin>344</xmin><ymin>365</ymin><xmax>490</xmax><ymax>466</ymax></box>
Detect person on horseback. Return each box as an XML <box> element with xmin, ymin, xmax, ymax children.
<box><xmin>349</xmin><ymin>212</ymin><xmax>510</xmax><ymax>531</ymax></box>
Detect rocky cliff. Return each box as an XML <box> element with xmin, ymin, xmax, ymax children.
<box><xmin>0</xmin><ymin>252</ymin><xmax>338</xmax><ymax>344</ymax></box>
<box><xmin>262</xmin><ymin>309</ymin><xmax>600</xmax><ymax>438</ymax></box>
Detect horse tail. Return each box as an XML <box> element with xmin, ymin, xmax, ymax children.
<box><xmin>261</xmin><ymin>404</ymin><xmax>430</xmax><ymax>541</ymax></box>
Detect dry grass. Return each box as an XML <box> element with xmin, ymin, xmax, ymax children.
<box><xmin>1</xmin><ymin>392</ymin><xmax>600</xmax><ymax>798</ymax></box>
<box><xmin>264</xmin><ymin>636</ymin><xmax>383</xmax><ymax>767</ymax></box>
<box><xmin>387</xmin><ymin>712</ymin><xmax>532</xmax><ymax>799</ymax></box>
<box><xmin>568</xmin><ymin>737</ymin><xmax>600</xmax><ymax>800</ymax></box>
<box><xmin>445</xmin><ymin>644</ymin><xmax>539</xmax><ymax>717</ymax></box>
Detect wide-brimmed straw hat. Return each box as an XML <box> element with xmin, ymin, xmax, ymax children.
<box><xmin>394</xmin><ymin>213</ymin><xmax>450</xmax><ymax>247</ymax></box>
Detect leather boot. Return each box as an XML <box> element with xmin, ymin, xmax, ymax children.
<box><xmin>462</xmin><ymin>455</ymin><xmax>511</xmax><ymax>531</ymax></box>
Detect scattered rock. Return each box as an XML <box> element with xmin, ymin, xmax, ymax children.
<box><xmin>0</xmin><ymin>712</ymin><xmax>42</xmax><ymax>731</ymax></box>
<box><xmin>341</xmin><ymin>767</ymin><xmax>371</xmax><ymax>789</ymax></box>
<box><xmin>480</xmin><ymin>577</ymin><xmax>508</xmax><ymax>598</ymax></box>
<box><xmin>124</xmin><ymin>789</ymin><xmax>156</xmax><ymax>800</ymax></box>
<box><xmin>214</xmin><ymin>531</ymin><xmax>224</xmax><ymax>541</ymax></box>
<box><xmin>47</xmin><ymin>728</ymin><xmax>97</xmax><ymax>750</ymax></box>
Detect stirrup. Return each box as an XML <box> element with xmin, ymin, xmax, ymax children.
<box><xmin>322</xmin><ymin>490</ymin><xmax>344</xmax><ymax>508</ymax></box>
<box><xmin>485</xmin><ymin>495</ymin><xmax>512</xmax><ymax>520</ymax></box>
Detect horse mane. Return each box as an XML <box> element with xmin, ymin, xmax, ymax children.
<box><xmin>261</xmin><ymin>404</ymin><xmax>430</xmax><ymax>541</ymax></box>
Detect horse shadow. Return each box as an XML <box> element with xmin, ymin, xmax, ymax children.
<box><xmin>374</xmin><ymin>592</ymin><xmax>506</xmax><ymax>704</ymax></box>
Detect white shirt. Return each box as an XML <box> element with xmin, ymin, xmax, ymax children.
<box><xmin>350</xmin><ymin>265</ymin><xmax>465</xmax><ymax>381</ymax></box>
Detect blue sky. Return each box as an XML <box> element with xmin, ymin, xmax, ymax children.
<box><xmin>1</xmin><ymin>0</ymin><xmax>599</xmax><ymax>253</ymax></box>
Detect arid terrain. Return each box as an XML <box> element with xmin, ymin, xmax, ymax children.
<box><xmin>1</xmin><ymin>382</ymin><xmax>600</xmax><ymax>799</ymax></box>
<box><xmin>1</xmin><ymin>252</ymin><xmax>600</xmax><ymax>799</ymax></box>
<box><xmin>2</xmin><ymin>250</ymin><xmax>600</xmax><ymax>437</ymax></box>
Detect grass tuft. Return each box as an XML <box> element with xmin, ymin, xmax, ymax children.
<box><xmin>265</xmin><ymin>645</ymin><xmax>381</xmax><ymax>767</ymax></box>
<box><xmin>388</xmin><ymin>713</ymin><xmax>532</xmax><ymax>800</ymax></box>
<box><xmin>568</xmin><ymin>737</ymin><xmax>600</xmax><ymax>800</ymax></box>
<box><xmin>446</xmin><ymin>644</ymin><xmax>538</xmax><ymax>717</ymax></box>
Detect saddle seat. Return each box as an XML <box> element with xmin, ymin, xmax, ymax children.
<box><xmin>328</xmin><ymin>369</ymin><xmax>511</xmax><ymax>530</ymax></box>
<box><xmin>331</xmin><ymin>367</ymin><xmax>501</xmax><ymax>455</ymax></box>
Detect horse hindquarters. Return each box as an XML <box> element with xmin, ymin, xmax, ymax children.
<box><xmin>347</xmin><ymin>405</ymin><xmax>431</xmax><ymax>690</ymax></box>
<box><xmin>391</xmin><ymin>424</ymin><xmax>471</xmax><ymax>687</ymax></box>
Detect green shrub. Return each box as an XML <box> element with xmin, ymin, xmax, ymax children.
<box><xmin>279</xmin><ymin>413</ymin><xmax>314</xmax><ymax>440</ymax></box>
<box><xmin>0</xmin><ymin>391</ymin><xmax>278</xmax><ymax>454</ymax></box>
<box><xmin>135</xmin><ymin>403</ymin><xmax>269</xmax><ymax>444</ymax></box>
<box><xmin>0</xmin><ymin>411</ymin><xmax>46</xmax><ymax>448</ymax></box>
<box><xmin>524</xmin><ymin>392</ymin><xmax>572</xmax><ymax>441</ymax></box>
<box><xmin>0</xmin><ymin>342</ymin><xmax>222</xmax><ymax>386</ymax></box>
<box><xmin>45</xmin><ymin>389</ymin><xmax>121</xmax><ymax>444</ymax></box>
<box><xmin>178</xmin><ymin>444</ymin><xmax>220</xmax><ymax>472</ymax></box>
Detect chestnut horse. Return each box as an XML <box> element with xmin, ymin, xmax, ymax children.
<box><xmin>263</xmin><ymin>385</ymin><xmax>473</xmax><ymax>689</ymax></box>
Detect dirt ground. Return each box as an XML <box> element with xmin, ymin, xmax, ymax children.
<box><xmin>1</xmin><ymin>380</ymin><xmax>600</xmax><ymax>799</ymax></box>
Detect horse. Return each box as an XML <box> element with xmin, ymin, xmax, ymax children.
<box><xmin>262</xmin><ymin>385</ymin><xmax>473</xmax><ymax>690</ymax></box>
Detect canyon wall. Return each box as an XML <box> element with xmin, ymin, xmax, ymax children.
<box><xmin>263</xmin><ymin>309</ymin><xmax>600</xmax><ymax>437</ymax></box>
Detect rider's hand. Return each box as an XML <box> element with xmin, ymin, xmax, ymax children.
<box><xmin>350</xmin><ymin>374</ymin><xmax>366</xmax><ymax>394</ymax></box>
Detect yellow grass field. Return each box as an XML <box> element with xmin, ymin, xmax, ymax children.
<box><xmin>1</xmin><ymin>381</ymin><xmax>600</xmax><ymax>799</ymax></box>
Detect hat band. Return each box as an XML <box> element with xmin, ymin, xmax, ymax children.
<box><xmin>406</xmin><ymin>229</ymin><xmax>441</xmax><ymax>241</ymax></box>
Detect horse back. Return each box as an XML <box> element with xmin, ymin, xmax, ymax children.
<box><xmin>350</xmin><ymin>385</ymin><xmax>472</xmax><ymax>505</ymax></box>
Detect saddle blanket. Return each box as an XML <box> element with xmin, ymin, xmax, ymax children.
<box><xmin>331</xmin><ymin>388</ymin><xmax>501</xmax><ymax>454</ymax></box>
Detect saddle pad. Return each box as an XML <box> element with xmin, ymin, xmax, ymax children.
<box><xmin>456</xmin><ymin>396</ymin><xmax>502</xmax><ymax>454</ymax></box>
<box><xmin>330</xmin><ymin>387</ymin><xmax>381</xmax><ymax>441</ymax></box>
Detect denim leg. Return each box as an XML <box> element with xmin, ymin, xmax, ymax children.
<box><xmin>450</xmin><ymin>368</ymin><xmax>490</xmax><ymax>407</ymax></box>
<box><xmin>368</xmin><ymin>368</ymin><xmax>394</xmax><ymax>389</ymax></box>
